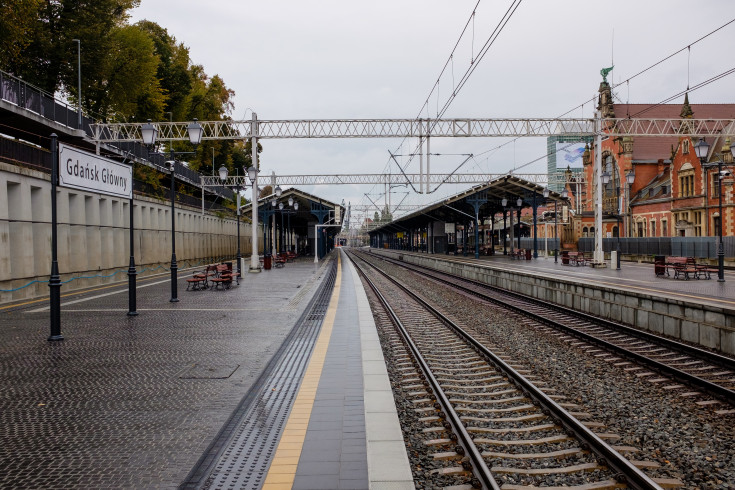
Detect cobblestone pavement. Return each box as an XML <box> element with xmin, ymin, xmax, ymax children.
<box><xmin>0</xmin><ymin>258</ymin><xmax>331</xmax><ymax>489</ymax></box>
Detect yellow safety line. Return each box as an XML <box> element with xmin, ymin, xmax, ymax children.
<box><xmin>262</xmin><ymin>254</ymin><xmax>342</xmax><ymax>489</ymax></box>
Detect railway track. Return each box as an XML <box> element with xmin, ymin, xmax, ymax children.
<box><xmin>358</xmin><ymin>250</ymin><xmax>735</xmax><ymax>410</ymax></box>
<box><xmin>347</xmin><ymin>250</ymin><xmax>666</xmax><ymax>489</ymax></box>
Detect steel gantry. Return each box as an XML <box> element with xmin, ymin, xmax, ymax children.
<box><xmin>90</xmin><ymin>117</ymin><xmax>735</xmax><ymax>142</ymax></box>
<box><xmin>91</xmin><ymin>115</ymin><xmax>735</xmax><ymax>270</ymax></box>
<box><xmin>199</xmin><ymin>172</ymin><xmax>567</xmax><ymax>188</ymax></box>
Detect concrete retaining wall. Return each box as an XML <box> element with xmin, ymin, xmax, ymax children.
<box><xmin>373</xmin><ymin>249</ymin><xmax>735</xmax><ymax>356</ymax></box>
<box><xmin>0</xmin><ymin>162</ymin><xmax>258</xmax><ymax>302</ymax></box>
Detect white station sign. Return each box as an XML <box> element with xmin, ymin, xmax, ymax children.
<box><xmin>58</xmin><ymin>143</ymin><xmax>133</xmax><ymax>199</ymax></box>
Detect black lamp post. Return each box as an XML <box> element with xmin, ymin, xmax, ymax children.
<box><xmin>141</xmin><ymin>118</ymin><xmax>202</xmax><ymax>302</ymax></box>
<box><xmin>516</xmin><ymin>197</ymin><xmax>523</xmax><ymax>251</ymax></box>
<box><xmin>128</xmin><ymin>157</ymin><xmax>138</xmax><ymax>316</ymax></box>
<box><xmin>717</xmin><ymin>139</ymin><xmax>733</xmax><ymax>282</ymax></box>
<box><xmin>501</xmin><ymin>198</ymin><xmax>508</xmax><ymax>255</ymax></box>
<box><xmin>695</xmin><ymin>137</ymin><xmax>734</xmax><ymax>283</ymax></box>
<box><xmin>218</xmin><ymin>165</ymin><xmax>245</xmax><ymax>277</ymax></box>
<box><xmin>543</xmin><ymin>187</ymin><xmax>550</xmax><ymax>257</ymax></box>
<box><xmin>48</xmin><ymin>134</ymin><xmax>63</xmax><ymax>341</ymax></box>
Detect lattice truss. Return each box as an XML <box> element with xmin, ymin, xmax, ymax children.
<box><xmin>90</xmin><ymin>118</ymin><xmax>735</xmax><ymax>142</ymax></box>
<box><xmin>200</xmin><ymin>173</ymin><xmax>568</xmax><ymax>187</ymax></box>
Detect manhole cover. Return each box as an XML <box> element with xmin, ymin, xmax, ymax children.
<box><xmin>179</xmin><ymin>364</ymin><xmax>239</xmax><ymax>379</ymax></box>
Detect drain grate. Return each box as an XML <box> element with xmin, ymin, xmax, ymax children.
<box><xmin>179</xmin><ymin>257</ymin><xmax>337</xmax><ymax>490</ymax></box>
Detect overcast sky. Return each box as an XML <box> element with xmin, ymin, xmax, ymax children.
<box><xmin>129</xmin><ymin>0</ymin><xmax>734</xmax><ymax>223</ymax></box>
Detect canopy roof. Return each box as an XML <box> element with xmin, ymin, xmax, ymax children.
<box><xmin>369</xmin><ymin>175</ymin><xmax>565</xmax><ymax>235</ymax></box>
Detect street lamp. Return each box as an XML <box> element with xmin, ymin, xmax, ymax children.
<box><xmin>218</xmin><ymin>166</ymin><xmax>246</xmax><ymax>277</ymax></box>
<box><xmin>516</xmin><ymin>197</ymin><xmax>523</xmax><ymax>251</ymax></box>
<box><xmin>501</xmin><ymin>198</ymin><xmax>508</xmax><ymax>255</ymax></box>
<box><xmin>142</xmin><ymin>118</ymin><xmax>202</xmax><ymax>302</ymax></box>
<box><xmin>695</xmin><ymin>137</ymin><xmax>734</xmax><ymax>282</ymax></box>
<box><xmin>72</xmin><ymin>39</ymin><xmax>81</xmax><ymax>127</ymax></box>
<box><xmin>543</xmin><ymin>187</ymin><xmax>550</xmax><ymax>258</ymax></box>
<box><xmin>278</xmin><ymin>202</ymin><xmax>285</xmax><ymax>253</ymax></box>
<box><xmin>558</xmin><ymin>188</ymin><xmax>568</xmax><ymax>263</ymax></box>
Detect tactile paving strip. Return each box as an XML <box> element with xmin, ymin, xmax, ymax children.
<box><xmin>179</xmin><ymin>259</ymin><xmax>337</xmax><ymax>490</ymax></box>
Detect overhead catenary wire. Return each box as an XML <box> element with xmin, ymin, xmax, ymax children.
<box><xmin>388</xmin><ymin>0</ymin><xmax>523</xmax><ymax>193</ymax></box>
<box><xmin>468</xmin><ymin>17</ymin><xmax>735</xmax><ymax>176</ymax></box>
<box><xmin>361</xmin><ymin>16</ymin><xmax>735</xmax><ymax>223</ymax></box>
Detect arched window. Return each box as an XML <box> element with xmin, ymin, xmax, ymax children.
<box><xmin>582</xmin><ymin>226</ymin><xmax>589</xmax><ymax>237</ymax></box>
<box><xmin>678</xmin><ymin>162</ymin><xmax>695</xmax><ymax>197</ymax></box>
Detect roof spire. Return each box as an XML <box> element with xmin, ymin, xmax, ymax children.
<box><xmin>680</xmin><ymin>92</ymin><xmax>694</xmax><ymax>119</ymax></box>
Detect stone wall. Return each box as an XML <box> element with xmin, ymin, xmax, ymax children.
<box><xmin>374</xmin><ymin>248</ymin><xmax>735</xmax><ymax>356</ymax></box>
<box><xmin>0</xmin><ymin>162</ymin><xmax>258</xmax><ymax>302</ymax></box>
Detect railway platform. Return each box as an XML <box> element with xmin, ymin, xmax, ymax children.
<box><xmin>0</xmin><ymin>250</ymin><xmax>413</xmax><ymax>489</ymax></box>
<box><xmin>443</xmin><ymin>249</ymin><xmax>735</xmax><ymax>308</ymax></box>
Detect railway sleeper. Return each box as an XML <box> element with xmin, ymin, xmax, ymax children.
<box><xmin>490</xmin><ymin>461</ymin><xmax>600</xmax><ymax>474</ymax></box>
<box><xmin>482</xmin><ymin>448</ymin><xmax>585</xmax><ymax>460</ymax></box>
<box><xmin>500</xmin><ymin>480</ymin><xmax>623</xmax><ymax>490</ymax></box>
<box><xmin>461</xmin><ymin>414</ymin><xmax>545</xmax><ymax>423</ymax></box>
<box><xmin>467</xmin><ymin>423</ymin><xmax>557</xmax><ymax>434</ymax></box>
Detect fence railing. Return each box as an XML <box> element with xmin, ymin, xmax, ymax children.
<box><xmin>578</xmin><ymin>236</ymin><xmax>735</xmax><ymax>259</ymax></box>
<box><xmin>0</xmin><ymin>69</ymin><xmax>232</xmax><ymax>199</ymax></box>
<box><xmin>0</xmin><ymin>69</ymin><xmax>91</xmax><ymax>132</ymax></box>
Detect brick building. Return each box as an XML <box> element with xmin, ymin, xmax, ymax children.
<box><xmin>571</xmin><ymin>80</ymin><xmax>735</xmax><ymax>241</ymax></box>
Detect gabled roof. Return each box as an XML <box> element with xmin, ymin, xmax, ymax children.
<box><xmin>613</xmin><ymin>104</ymin><xmax>735</xmax><ymax>161</ymax></box>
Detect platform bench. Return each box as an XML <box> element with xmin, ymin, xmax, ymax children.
<box><xmin>567</xmin><ymin>251</ymin><xmax>587</xmax><ymax>266</ymax></box>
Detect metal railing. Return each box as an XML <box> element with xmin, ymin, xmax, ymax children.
<box><xmin>0</xmin><ymin>69</ymin><xmax>232</xmax><ymax>199</ymax></box>
<box><xmin>0</xmin><ymin>69</ymin><xmax>91</xmax><ymax>132</ymax></box>
<box><xmin>578</xmin><ymin>237</ymin><xmax>735</xmax><ymax>259</ymax></box>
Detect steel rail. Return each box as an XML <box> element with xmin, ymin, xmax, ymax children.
<box><xmin>348</xmin><ymin>252</ymin><xmax>499</xmax><ymax>490</ymax></box>
<box><xmin>351</xmin><ymin>250</ymin><xmax>661</xmax><ymax>490</ymax></box>
<box><xmin>371</xmin><ymin>253</ymin><xmax>735</xmax><ymax>405</ymax></box>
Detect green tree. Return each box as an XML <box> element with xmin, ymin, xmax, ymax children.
<box><xmin>0</xmin><ymin>0</ymin><xmax>44</xmax><ymax>70</ymax></box>
<box><xmin>86</xmin><ymin>24</ymin><xmax>165</xmax><ymax>121</ymax></box>
<box><xmin>135</xmin><ymin>20</ymin><xmax>191</xmax><ymax>118</ymax></box>
<box><xmin>1</xmin><ymin>0</ymin><xmax>138</xmax><ymax>99</ymax></box>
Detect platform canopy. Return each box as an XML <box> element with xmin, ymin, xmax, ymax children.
<box><xmin>368</xmin><ymin>175</ymin><xmax>564</xmax><ymax>236</ymax></box>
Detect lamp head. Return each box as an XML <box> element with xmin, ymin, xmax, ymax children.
<box><xmin>278</xmin><ymin>202</ymin><xmax>284</xmax><ymax>210</ymax></box>
<box><xmin>187</xmin><ymin>118</ymin><xmax>203</xmax><ymax>146</ymax></box>
<box><xmin>165</xmin><ymin>160</ymin><xmax>175</xmax><ymax>173</ymax></box>
<box><xmin>561</xmin><ymin>188</ymin><xmax>569</xmax><ymax>199</ymax></box>
<box><xmin>626</xmin><ymin>169</ymin><xmax>635</xmax><ymax>185</ymax></box>
<box><xmin>543</xmin><ymin>187</ymin><xmax>550</xmax><ymax>198</ymax></box>
<box><xmin>275</xmin><ymin>185</ymin><xmax>282</xmax><ymax>197</ymax></box>
<box><xmin>218</xmin><ymin>165</ymin><xmax>228</xmax><ymax>181</ymax></box>
<box><xmin>247</xmin><ymin>165</ymin><xmax>258</xmax><ymax>181</ymax></box>
<box><xmin>601</xmin><ymin>171</ymin><xmax>611</xmax><ymax>185</ymax></box>
<box><xmin>501</xmin><ymin>198</ymin><xmax>508</xmax><ymax>207</ymax></box>
<box><xmin>294</xmin><ymin>201</ymin><xmax>299</xmax><ymax>210</ymax></box>
<box><xmin>271</xmin><ymin>199</ymin><xmax>277</xmax><ymax>207</ymax></box>
<box><xmin>141</xmin><ymin>119</ymin><xmax>158</xmax><ymax>147</ymax></box>
<box><xmin>288</xmin><ymin>196</ymin><xmax>294</xmax><ymax>207</ymax></box>
<box><xmin>694</xmin><ymin>137</ymin><xmax>710</xmax><ymax>162</ymax></box>
<box><xmin>517</xmin><ymin>197</ymin><xmax>523</xmax><ymax>207</ymax></box>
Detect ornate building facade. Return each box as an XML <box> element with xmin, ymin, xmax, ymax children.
<box><xmin>572</xmin><ymin>80</ymin><xmax>734</xmax><ymax>241</ymax></box>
